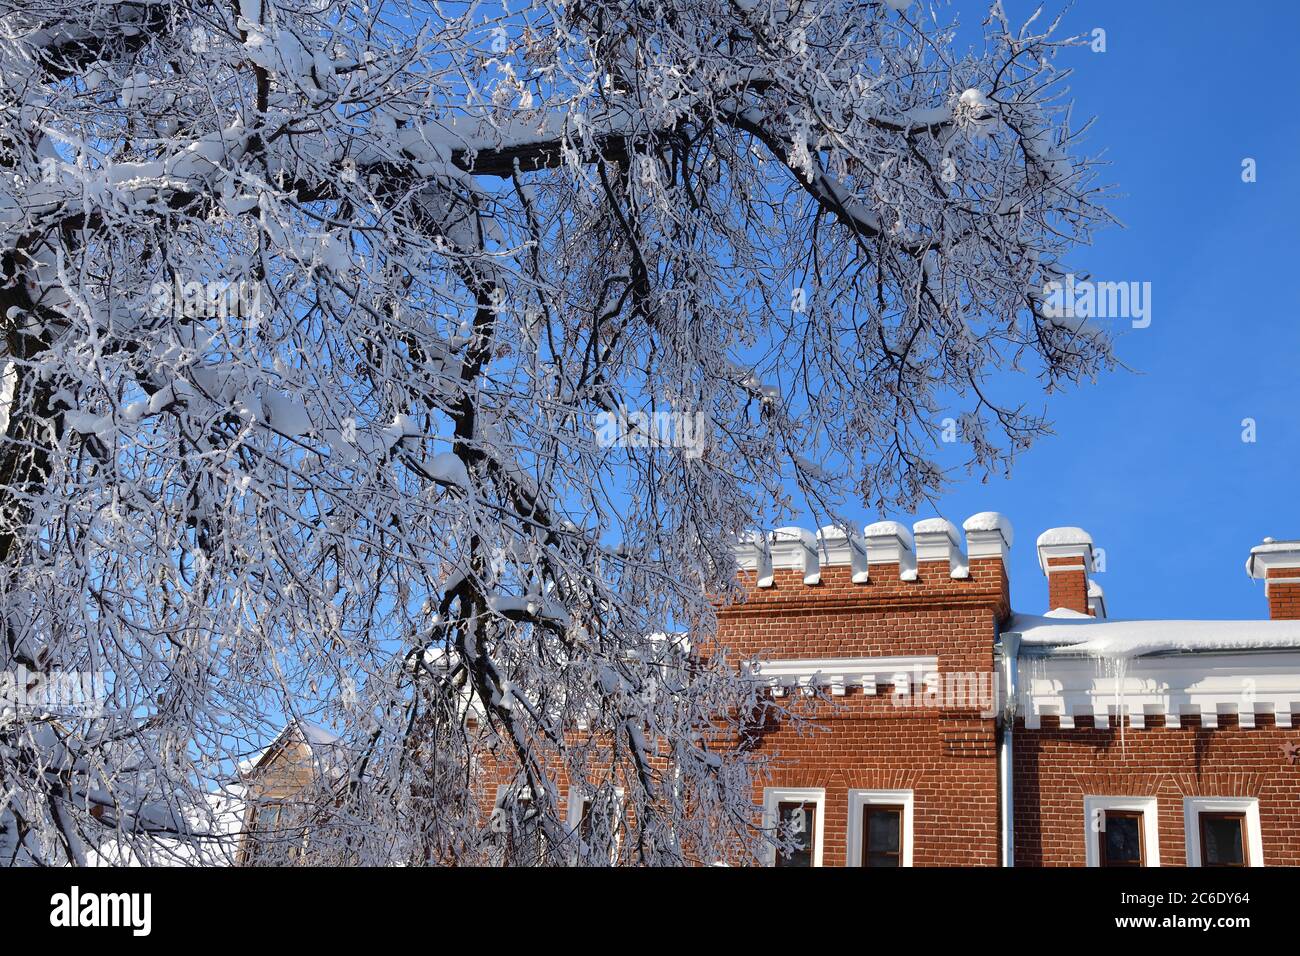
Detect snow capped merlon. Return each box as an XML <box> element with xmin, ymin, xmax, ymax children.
<box><xmin>1244</xmin><ymin>536</ymin><xmax>1300</xmax><ymax>619</ymax></box>
<box><xmin>817</xmin><ymin>526</ymin><xmax>869</xmax><ymax>583</ymax></box>
<box><xmin>1035</xmin><ymin>525</ymin><xmax>1094</xmax><ymax>574</ymax></box>
<box><xmin>863</xmin><ymin>520</ymin><xmax>914</xmax><ymax>550</ymax></box>
<box><xmin>963</xmin><ymin>511</ymin><xmax>1013</xmax><ymax>560</ymax></box>
<box><xmin>963</xmin><ymin>511</ymin><xmax>1014</xmax><ymax>546</ymax></box>
<box><xmin>772</xmin><ymin>526</ymin><xmax>821</xmax><ymax>586</ymax></box>
<box><xmin>912</xmin><ymin>516</ymin><xmax>959</xmax><ymax>539</ymax></box>
<box><xmin>912</xmin><ymin>518</ymin><xmax>968</xmax><ymax>579</ymax></box>
<box><xmin>863</xmin><ymin>520</ymin><xmax>916</xmax><ymax>579</ymax></box>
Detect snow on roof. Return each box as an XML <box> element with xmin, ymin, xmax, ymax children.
<box><xmin>863</xmin><ymin>520</ymin><xmax>913</xmax><ymax>546</ymax></box>
<box><xmin>1006</xmin><ymin>613</ymin><xmax>1300</xmax><ymax>659</ymax></box>
<box><xmin>962</xmin><ymin>511</ymin><xmax>1013</xmax><ymax>546</ymax></box>
<box><xmin>1035</xmin><ymin>526</ymin><xmax>1092</xmax><ymax>548</ymax></box>
<box><xmin>1043</xmin><ymin>607</ymin><xmax>1092</xmax><ymax>619</ymax></box>
<box><xmin>84</xmin><ymin>784</ymin><xmax>247</xmax><ymax>867</ymax></box>
<box><xmin>240</xmin><ymin>719</ymin><xmax>343</xmax><ymax>775</ymax></box>
<box><xmin>297</xmin><ymin>722</ymin><xmax>340</xmax><ymax>747</ymax></box>
<box><xmin>236</xmin><ymin>748</ymin><xmax>268</xmax><ymax>775</ymax></box>
<box><xmin>1248</xmin><ymin>538</ymin><xmax>1300</xmax><ymax>554</ymax></box>
<box><xmin>912</xmin><ymin>517</ymin><xmax>959</xmax><ymax>540</ymax></box>
<box><xmin>1245</xmin><ymin>538</ymin><xmax>1300</xmax><ymax>577</ymax></box>
<box><xmin>816</xmin><ymin>524</ymin><xmax>852</xmax><ymax>540</ymax></box>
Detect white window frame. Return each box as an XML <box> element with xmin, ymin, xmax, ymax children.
<box><xmin>491</xmin><ymin>784</ymin><xmax>544</xmax><ymax>837</ymax></box>
<box><xmin>1183</xmin><ymin>797</ymin><xmax>1263</xmax><ymax>867</ymax></box>
<box><xmin>846</xmin><ymin>789</ymin><xmax>914</xmax><ymax>867</ymax></box>
<box><xmin>762</xmin><ymin>787</ymin><xmax>825</xmax><ymax>867</ymax></box>
<box><xmin>564</xmin><ymin>787</ymin><xmax>625</xmax><ymax>855</ymax></box>
<box><xmin>492</xmin><ymin>782</ymin><xmax>532</xmax><ymax>813</ymax></box>
<box><xmin>1083</xmin><ymin>796</ymin><xmax>1161</xmax><ymax>867</ymax></box>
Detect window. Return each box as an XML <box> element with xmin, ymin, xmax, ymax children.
<box><xmin>1083</xmin><ymin>796</ymin><xmax>1160</xmax><ymax>867</ymax></box>
<box><xmin>762</xmin><ymin>787</ymin><xmax>825</xmax><ymax>867</ymax></box>
<box><xmin>576</xmin><ymin>798</ymin><xmax>594</xmax><ymax>842</ymax></box>
<box><xmin>1099</xmin><ymin>811</ymin><xmax>1144</xmax><ymax>867</ymax></box>
<box><xmin>1184</xmin><ymin>798</ymin><xmax>1263</xmax><ymax>867</ymax></box>
<box><xmin>862</xmin><ymin>806</ymin><xmax>904</xmax><ymax>867</ymax></box>
<box><xmin>1199</xmin><ymin>814</ymin><xmax>1247</xmax><ymax>867</ymax></box>
<box><xmin>241</xmin><ymin>799</ymin><xmax>313</xmax><ymax>866</ymax></box>
<box><xmin>240</xmin><ymin>801</ymin><xmax>284</xmax><ymax>865</ymax></box>
<box><xmin>493</xmin><ymin>785</ymin><xmax>545</xmax><ymax>865</ymax></box>
<box><xmin>846</xmin><ymin>789</ymin><xmax>914</xmax><ymax>867</ymax></box>
<box><xmin>776</xmin><ymin>801</ymin><xmax>817</xmax><ymax>867</ymax></box>
<box><xmin>565</xmin><ymin>787</ymin><xmax>623</xmax><ymax>863</ymax></box>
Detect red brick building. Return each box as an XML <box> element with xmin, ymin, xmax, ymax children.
<box><xmin>246</xmin><ymin>515</ymin><xmax>1300</xmax><ymax>868</ymax></box>
<box><xmin>726</xmin><ymin>516</ymin><xmax>1300</xmax><ymax>867</ymax></box>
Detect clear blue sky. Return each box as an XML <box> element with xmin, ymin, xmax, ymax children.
<box><xmin>844</xmin><ymin>1</ymin><xmax>1300</xmax><ymax>620</ymax></box>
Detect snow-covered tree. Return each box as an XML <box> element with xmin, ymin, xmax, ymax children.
<box><xmin>0</xmin><ymin>0</ymin><xmax>1112</xmax><ymax>865</ymax></box>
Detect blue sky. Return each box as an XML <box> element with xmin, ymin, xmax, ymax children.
<box><xmin>844</xmin><ymin>1</ymin><xmax>1300</xmax><ymax>620</ymax></box>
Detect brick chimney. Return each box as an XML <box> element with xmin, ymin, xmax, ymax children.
<box><xmin>1246</xmin><ymin>538</ymin><xmax>1300</xmax><ymax>620</ymax></box>
<box><xmin>1036</xmin><ymin>527</ymin><xmax>1095</xmax><ymax>616</ymax></box>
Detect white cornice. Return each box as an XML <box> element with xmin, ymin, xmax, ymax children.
<box><xmin>1036</xmin><ymin>543</ymin><xmax>1094</xmax><ymax>575</ymax></box>
<box><xmin>1246</xmin><ymin>540</ymin><xmax>1300</xmax><ymax>581</ymax></box>
<box><xmin>750</xmin><ymin>655</ymin><xmax>938</xmax><ymax>697</ymax></box>
<box><xmin>1019</xmin><ymin>652</ymin><xmax>1300</xmax><ymax>730</ymax></box>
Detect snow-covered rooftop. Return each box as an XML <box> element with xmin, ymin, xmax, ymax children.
<box><xmin>1006</xmin><ymin>613</ymin><xmax>1300</xmax><ymax>659</ymax></box>
<box><xmin>239</xmin><ymin>719</ymin><xmax>343</xmax><ymax>776</ymax></box>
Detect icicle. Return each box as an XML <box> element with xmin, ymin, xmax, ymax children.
<box><xmin>1097</xmin><ymin>653</ymin><xmax>1129</xmax><ymax>756</ymax></box>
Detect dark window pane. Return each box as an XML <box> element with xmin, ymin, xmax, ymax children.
<box><xmin>862</xmin><ymin>805</ymin><xmax>904</xmax><ymax>867</ymax></box>
<box><xmin>1101</xmin><ymin>812</ymin><xmax>1143</xmax><ymax>866</ymax></box>
<box><xmin>775</xmin><ymin>801</ymin><xmax>816</xmax><ymax>867</ymax></box>
<box><xmin>510</xmin><ymin>797</ymin><xmax>543</xmax><ymax>864</ymax></box>
<box><xmin>1202</xmin><ymin>815</ymin><xmax>1246</xmax><ymax>867</ymax></box>
<box><xmin>867</xmin><ymin>808</ymin><xmax>901</xmax><ymax>855</ymax></box>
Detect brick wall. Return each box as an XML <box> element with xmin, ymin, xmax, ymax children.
<box><xmin>717</xmin><ymin>557</ymin><xmax>1007</xmax><ymax>866</ymax></box>
<box><xmin>1014</xmin><ymin>716</ymin><xmax>1300</xmax><ymax>865</ymax></box>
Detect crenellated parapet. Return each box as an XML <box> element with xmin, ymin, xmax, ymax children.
<box><xmin>733</xmin><ymin>512</ymin><xmax>1011</xmax><ymax>598</ymax></box>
